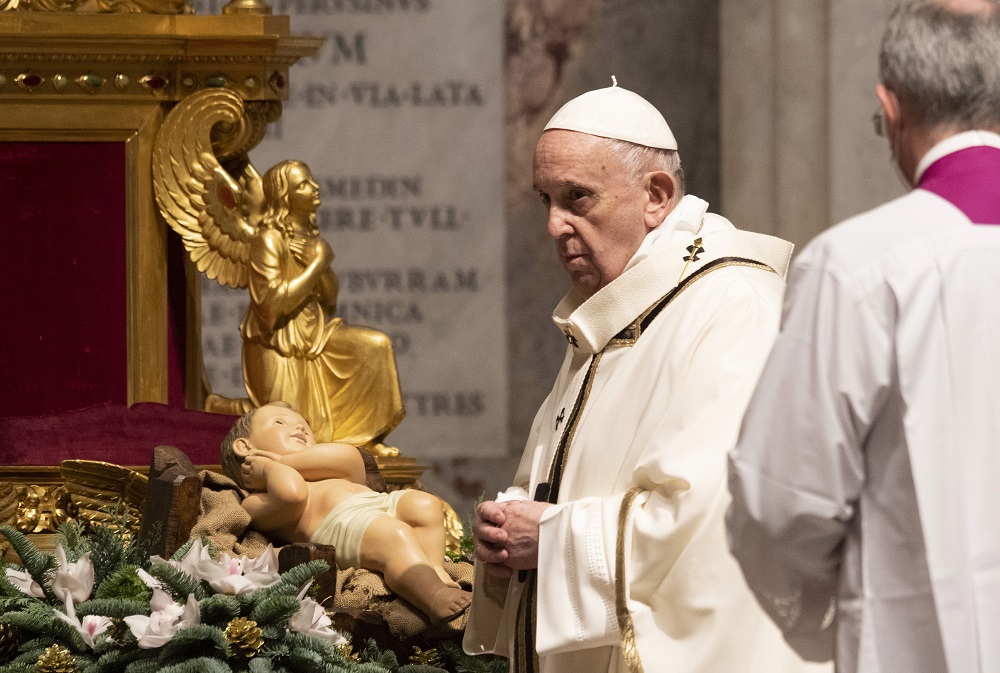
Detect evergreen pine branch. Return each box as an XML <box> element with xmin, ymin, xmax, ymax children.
<box><xmin>437</xmin><ymin>641</ymin><xmax>509</xmax><ymax>673</ymax></box>
<box><xmin>156</xmin><ymin>656</ymin><xmax>233</xmax><ymax>673</ymax></box>
<box><xmin>399</xmin><ymin>665</ymin><xmax>449</xmax><ymax>673</ymax></box>
<box><xmin>248</xmin><ymin>594</ymin><xmax>300</xmax><ymax>627</ymax></box>
<box><xmin>352</xmin><ymin>663</ymin><xmax>395</xmax><ymax>673</ymax></box>
<box><xmin>256</xmin><ymin>560</ymin><xmax>329</xmax><ymax>600</ymax></box>
<box><xmin>0</xmin><ymin>571</ymin><xmax>29</xmax><ymax>599</ymax></box>
<box><xmin>284</xmin><ymin>632</ymin><xmax>343</xmax><ymax>660</ymax></box>
<box><xmin>0</xmin><ymin>526</ymin><xmax>56</xmax><ymax>585</ymax></box>
<box><xmin>94</xmin><ymin>564</ymin><xmax>153</xmax><ymax>603</ymax></box>
<box><xmin>144</xmin><ymin>563</ymin><xmax>204</xmax><ymax>601</ymax></box>
<box><xmin>10</xmin><ymin>645</ymin><xmax>47</xmax><ymax>667</ymax></box>
<box><xmin>1</xmin><ymin>609</ymin><xmax>54</xmax><ymax>634</ymax></box>
<box><xmin>76</xmin><ymin>597</ymin><xmax>150</xmax><ymax>619</ymax></box>
<box><xmin>248</xmin><ymin>657</ymin><xmax>275</xmax><ymax>673</ymax></box>
<box><xmin>54</xmin><ymin>520</ymin><xmax>89</xmax><ymax>562</ymax></box>
<box><xmin>157</xmin><ymin>624</ymin><xmax>228</xmax><ymax>662</ymax></box>
<box><xmin>197</xmin><ymin>594</ymin><xmax>241</xmax><ymax>623</ymax></box>
<box><xmin>122</xmin><ymin>657</ymin><xmax>163</xmax><ymax>673</ymax></box>
<box><xmin>0</xmin><ymin>594</ymin><xmax>35</xmax><ymax>612</ymax></box>
<box><xmin>360</xmin><ymin>638</ymin><xmax>399</xmax><ymax>671</ymax></box>
<box><xmin>94</xmin><ymin>646</ymin><xmax>154</xmax><ymax>673</ymax></box>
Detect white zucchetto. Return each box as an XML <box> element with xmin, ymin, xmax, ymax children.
<box><xmin>543</xmin><ymin>77</ymin><xmax>678</xmax><ymax>150</ymax></box>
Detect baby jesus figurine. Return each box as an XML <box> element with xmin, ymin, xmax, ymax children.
<box><xmin>220</xmin><ymin>401</ymin><xmax>471</xmax><ymax>625</ymax></box>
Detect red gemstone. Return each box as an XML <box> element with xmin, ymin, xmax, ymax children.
<box><xmin>20</xmin><ymin>73</ymin><xmax>41</xmax><ymax>88</ymax></box>
<box><xmin>271</xmin><ymin>73</ymin><xmax>285</xmax><ymax>89</ymax></box>
<box><xmin>141</xmin><ymin>75</ymin><xmax>167</xmax><ymax>90</ymax></box>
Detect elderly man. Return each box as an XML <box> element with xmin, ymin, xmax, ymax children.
<box><xmin>464</xmin><ymin>83</ymin><xmax>817</xmax><ymax>673</ymax></box>
<box><xmin>727</xmin><ymin>2</ymin><xmax>1000</xmax><ymax>672</ymax></box>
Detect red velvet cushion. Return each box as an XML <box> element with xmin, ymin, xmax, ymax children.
<box><xmin>0</xmin><ymin>402</ymin><xmax>238</xmax><ymax>467</ymax></box>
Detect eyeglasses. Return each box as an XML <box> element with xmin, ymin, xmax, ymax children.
<box><xmin>872</xmin><ymin>107</ymin><xmax>886</xmax><ymax>137</ymax></box>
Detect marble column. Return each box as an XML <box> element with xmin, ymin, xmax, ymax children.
<box><xmin>720</xmin><ymin>0</ymin><xmax>905</xmax><ymax>253</ymax></box>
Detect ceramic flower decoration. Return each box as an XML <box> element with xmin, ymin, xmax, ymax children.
<box><xmin>4</xmin><ymin>567</ymin><xmax>44</xmax><ymax>598</ymax></box>
<box><xmin>50</xmin><ymin>546</ymin><xmax>94</xmax><ymax>607</ymax></box>
<box><xmin>124</xmin><ymin>589</ymin><xmax>201</xmax><ymax>648</ymax></box>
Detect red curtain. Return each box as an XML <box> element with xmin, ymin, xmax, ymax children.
<box><xmin>0</xmin><ymin>141</ymin><xmax>129</xmax><ymax>416</ymax></box>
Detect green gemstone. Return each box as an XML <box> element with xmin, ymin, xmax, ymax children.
<box><xmin>81</xmin><ymin>73</ymin><xmax>104</xmax><ymax>89</ymax></box>
<box><xmin>205</xmin><ymin>76</ymin><xmax>229</xmax><ymax>88</ymax></box>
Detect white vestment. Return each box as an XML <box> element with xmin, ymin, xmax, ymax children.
<box><xmin>466</xmin><ymin>202</ymin><xmax>823</xmax><ymax>673</ymax></box>
<box><xmin>728</xmin><ymin>186</ymin><xmax>1000</xmax><ymax>672</ymax></box>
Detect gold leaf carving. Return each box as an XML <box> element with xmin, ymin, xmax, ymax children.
<box><xmin>153</xmin><ymin>88</ymin><xmax>265</xmax><ymax>289</ymax></box>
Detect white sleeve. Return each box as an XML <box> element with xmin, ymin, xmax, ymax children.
<box><xmin>727</xmin><ymin>252</ymin><xmax>892</xmax><ymax>661</ymax></box>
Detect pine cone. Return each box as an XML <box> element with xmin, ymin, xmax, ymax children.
<box><xmin>34</xmin><ymin>644</ymin><xmax>77</xmax><ymax>673</ymax></box>
<box><xmin>224</xmin><ymin>617</ymin><xmax>264</xmax><ymax>660</ymax></box>
<box><xmin>0</xmin><ymin>623</ymin><xmax>21</xmax><ymax>662</ymax></box>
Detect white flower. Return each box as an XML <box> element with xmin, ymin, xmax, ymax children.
<box><xmin>4</xmin><ymin>567</ymin><xmax>44</xmax><ymax>598</ymax></box>
<box><xmin>150</xmin><ymin>537</ymin><xmax>212</xmax><ymax>577</ymax></box>
<box><xmin>191</xmin><ymin>548</ymin><xmax>280</xmax><ymax>596</ymax></box>
<box><xmin>123</xmin><ymin>589</ymin><xmax>200</xmax><ymax>649</ymax></box>
<box><xmin>51</xmin><ymin>546</ymin><xmax>94</xmax><ymax>606</ymax></box>
<box><xmin>288</xmin><ymin>598</ymin><xmax>347</xmax><ymax>645</ymax></box>
<box><xmin>54</xmin><ymin>610</ymin><xmax>113</xmax><ymax>649</ymax></box>
<box><xmin>287</xmin><ymin>582</ymin><xmax>347</xmax><ymax>645</ymax></box>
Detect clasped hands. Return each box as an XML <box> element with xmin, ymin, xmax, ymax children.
<box><xmin>241</xmin><ymin>449</ymin><xmax>284</xmax><ymax>490</ymax></box>
<box><xmin>473</xmin><ymin>499</ymin><xmax>554</xmax><ymax>579</ymax></box>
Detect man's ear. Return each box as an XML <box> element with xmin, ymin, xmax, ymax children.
<box><xmin>876</xmin><ymin>84</ymin><xmax>902</xmax><ymax>135</ymax></box>
<box><xmin>232</xmin><ymin>437</ymin><xmax>252</xmax><ymax>458</ymax></box>
<box><xmin>643</xmin><ymin>170</ymin><xmax>678</xmax><ymax>231</ymax></box>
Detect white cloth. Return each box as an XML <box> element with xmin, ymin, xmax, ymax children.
<box><xmin>466</xmin><ymin>211</ymin><xmax>823</xmax><ymax>673</ymax></box>
<box><xmin>728</xmin><ymin>187</ymin><xmax>1000</xmax><ymax>673</ymax></box>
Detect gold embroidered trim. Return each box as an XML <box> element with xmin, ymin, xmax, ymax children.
<box><xmin>607</xmin><ymin>258</ymin><xmax>778</xmax><ymax>348</ymax></box>
<box><xmin>615</xmin><ymin>486</ymin><xmax>645</xmax><ymax>673</ymax></box>
<box><xmin>545</xmin><ymin>351</ymin><xmax>604</xmax><ymax>499</ymax></box>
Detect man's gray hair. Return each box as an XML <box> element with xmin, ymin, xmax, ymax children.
<box><xmin>879</xmin><ymin>0</ymin><xmax>1000</xmax><ymax>128</ymax></box>
<box><xmin>602</xmin><ymin>137</ymin><xmax>686</xmax><ymax>195</ymax></box>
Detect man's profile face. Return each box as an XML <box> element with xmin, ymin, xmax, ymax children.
<box><xmin>247</xmin><ymin>404</ymin><xmax>316</xmax><ymax>456</ymax></box>
<box><xmin>533</xmin><ymin>130</ymin><xmax>650</xmax><ymax>297</ymax></box>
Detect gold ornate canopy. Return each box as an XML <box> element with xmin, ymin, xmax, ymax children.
<box><xmin>0</xmin><ymin>7</ymin><xmax>321</xmax><ymax>410</ymax></box>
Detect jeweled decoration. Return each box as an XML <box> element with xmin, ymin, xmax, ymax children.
<box><xmin>268</xmin><ymin>71</ymin><xmax>285</xmax><ymax>91</ymax></box>
<box><xmin>114</xmin><ymin>73</ymin><xmax>129</xmax><ymax>90</ymax></box>
<box><xmin>52</xmin><ymin>74</ymin><xmax>68</xmax><ymax>91</ymax></box>
<box><xmin>244</xmin><ymin>75</ymin><xmax>260</xmax><ymax>91</ymax></box>
<box><xmin>76</xmin><ymin>73</ymin><xmax>104</xmax><ymax>93</ymax></box>
<box><xmin>15</xmin><ymin>72</ymin><xmax>43</xmax><ymax>90</ymax></box>
<box><xmin>139</xmin><ymin>74</ymin><xmax>168</xmax><ymax>91</ymax></box>
<box><xmin>204</xmin><ymin>74</ymin><xmax>230</xmax><ymax>88</ymax></box>
<box><xmin>181</xmin><ymin>74</ymin><xmax>196</xmax><ymax>88</ymax></box>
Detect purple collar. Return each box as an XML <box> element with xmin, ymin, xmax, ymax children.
<box><xmin>917</xmin><ymin>145</ymin><xmax>1000</xmax><ymax>225</ymax></box>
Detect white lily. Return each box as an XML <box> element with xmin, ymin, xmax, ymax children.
<box><xmin>123</xmin><ymin>589</ymin><xmax>200</xmax><ymax>649</ymax></box>
<box><xmin>51</xmin><ymin>546</ymin><xmax>94</xmax><ymax>606</ymax></box>
<box><xmin>54</xmin><ymin>610</ymin><xmax>113</xmax><ymax>649</ymax></box>
<box><xmin>287</xmin><ymin>583</ymin><xmax>347</xmax><ymax>645</ymax></box>
<box><xmin>4</xmin><ymin>567</ymin><xmax>44</xmax><ymax>598</ymax></box>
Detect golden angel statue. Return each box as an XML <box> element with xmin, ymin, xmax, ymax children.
<box><xmin>152</xmin><ymin>89</ymin><xmax>404</xmax><ymax>452</ymax></box>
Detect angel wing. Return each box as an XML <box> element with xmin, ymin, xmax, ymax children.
<box><xmin>60</xmin><ymin>460</ymin><xmax>149</xmax><ymax>530</ymax></box>
<box><xmin>152</xmin><ymin>88</ymin><xmax>263</xmax><ymax>289</ymax></box>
